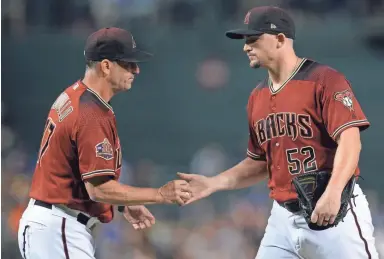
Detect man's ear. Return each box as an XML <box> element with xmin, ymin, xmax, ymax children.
<box><xmin>100</xmin><ymin>59</ymin><xmax>112</xmax><ymax>76</ymax></box>
<box><xmin>276</xmin><ymin>33</ymin><xmax>287</xmax><ymax>48</ymax></box>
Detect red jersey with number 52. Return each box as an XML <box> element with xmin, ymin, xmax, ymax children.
<box><xmin>29</xmin><ymin>80</ymin><xmax>122</xmax><ymax>223</ymax></box>
<box><xmin>246</xmin><ymin>59</ymin><xmax>370</xmax><ymax>202</ymax></box>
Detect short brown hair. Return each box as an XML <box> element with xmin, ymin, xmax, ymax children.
<box><xmin>86</xmin><ymin>60</ymin><xmax>98</xmax><ymax>69</ymax></box>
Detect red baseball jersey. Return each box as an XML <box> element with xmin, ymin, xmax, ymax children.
<box><xmin>246</xmin><ymin>59</ymin><xmax>370</xmax><ymax>202</ymax></box>
<box><xmin>29</xmin><ymin>80</ymin><xmax>122</xmax><ymax>223</ymax></box>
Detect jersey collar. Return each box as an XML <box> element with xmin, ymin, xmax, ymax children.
<box><xmin>79</xmin><ymin>80</ymin><xmax>114</xmax><ymax>113</ymax></box>
<box><xmin>268</xmin><ymin>58</ymin><xmax>307</xmax><ymax>95</ymax></box>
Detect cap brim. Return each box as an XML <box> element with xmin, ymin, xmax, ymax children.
<box><xmin>225</xmin><ymin>29</ymin><xmax>264</xmax><ymax>39</ymax></box>
<box><xmin>120</xmin><ymin>49</ymin><xmax>153</xmax><ymax>62</ymax></box>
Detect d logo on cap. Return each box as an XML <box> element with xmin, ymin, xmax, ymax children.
<box><xmin>244</xmin><ymin>12</ymin><xmax>251</xmax><ymax>25</ymax></box>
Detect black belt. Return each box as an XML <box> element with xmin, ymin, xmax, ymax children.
<box><xmin>34</xmin><ymin>200</ymin><xmax>91</xmax><ymax>226</ymax></box>
<box><xmin>278</xmin><ymin>200</ymin><xmax>302</xmax><ymax>214</ymax></box>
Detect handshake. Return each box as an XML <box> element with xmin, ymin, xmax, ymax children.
<box><xmin>122</xmin><ymin>172</ymin><xmax>218</xmax><ymax>230</ymax></box>
<box><xmin>156</xmin><ymin>172</ymin><xmax>215</xmax><ymax>206</ymax></box>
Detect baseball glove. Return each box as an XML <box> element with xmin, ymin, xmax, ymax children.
<box><xmin>292</xmin><ymin>170</ymin><xmax>356</xmax><ymax>231</ymax></box>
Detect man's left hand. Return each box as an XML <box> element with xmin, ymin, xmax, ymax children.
<box><xmin>123</xmin><ymin>205</ymin><xmax>155</xmax><ymax>230</ymax></box>
<box><xmin>311</xmin><ymin>189</ymin><xmax>341</xmax><ymax>226</ymax></box>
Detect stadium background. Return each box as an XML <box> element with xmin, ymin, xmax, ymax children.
<box><xmin>2</xmin><ymin>0</ymin><xmax>384</xmax><ymax>258</ymax></box>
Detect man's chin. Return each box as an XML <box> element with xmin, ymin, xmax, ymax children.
<box><xmin>124</xmin><ymin>84</ymin><xmax>132</xmax><ymax>91</ymax></box>
<box><xmin>250</xmin><ymin>61</ymin><xmax>261</xmax><ymax>69</ymax></box>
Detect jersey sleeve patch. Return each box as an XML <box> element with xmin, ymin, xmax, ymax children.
<box><xmin>95</xmin><ymin>138</ymin><xmax>114</xmax><ymax>160</ymax></box>
<box><xmin>334</xmin><ymin>89</ymin><xmax>354</xmax><ymax>112</ymax></box>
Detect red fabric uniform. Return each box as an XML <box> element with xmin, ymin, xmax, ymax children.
<box><xmin>246</xmin><ymin>59</ymin><xmax>370</xmax><ymax>202</ymax></box>
<box><xmin>29</xmin><ymin>81</ymin><xmax>122</xmax><ymax>223</ymax></box>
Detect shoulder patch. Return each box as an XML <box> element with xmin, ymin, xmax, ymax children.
<box><xmin>334</xmin><ymin>89</ymin><xmax>354</xmax><ymax>111</ymax></box>
<box><xmin>95</xmin><ymin>138</ymin><xmax>114</xmax><ymax>160</ymax></box>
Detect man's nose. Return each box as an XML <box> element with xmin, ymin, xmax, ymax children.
<box><xmin>243</xmin><ymin>44</ymin><xmax>251</xmax><ymax>52</ymax></box>
<box><xmin>134</xmin><ymin>64</ymin><xmax>140</xmax><ymax>74</ymax></box>
<box><xmin>131</xmin><ymin>63</ymin><xmax>140</xmax><ymax>74</ymax></box>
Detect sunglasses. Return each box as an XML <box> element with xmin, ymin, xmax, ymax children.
<box><xmin>115</xmin><ymin>60</ymin><xmax>138</xmax><ymax>71</ymax></box>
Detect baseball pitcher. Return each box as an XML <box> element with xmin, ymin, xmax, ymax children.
<box><xmin>178</xmin><ymin>6</ymin><xmax>379</xmax><ymax>259</ymax></box>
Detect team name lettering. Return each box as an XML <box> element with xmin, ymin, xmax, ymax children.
<box><xmin>255</xmin><ymin>113</ymin><xmax>313</xmax><ymax>145</ymax></box>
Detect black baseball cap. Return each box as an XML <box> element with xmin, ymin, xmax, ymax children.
<box><xmin>84</xmin><ymin>27</ymin><xmax>153</xmax><ymax>62</ymax></box>
<box><xmin>226</xmin><ymin>6</ymin><xmax>295</xmax><ymax>40</ymax></box>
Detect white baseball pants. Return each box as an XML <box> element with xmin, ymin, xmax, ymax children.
<box><xmin>256</xmin><ymin>184</ymin><xmax>379</xmax><ymax>259</ymax></box>
<box><xmin>18</xmin><ymin>199</ymin><xmax>97</xmax><ymax>259</ymax></box>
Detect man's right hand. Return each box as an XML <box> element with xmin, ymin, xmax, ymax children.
<box><xmin>177</xmin><ymin>173</ymin><xmax>215</xmax><ymax>205</ymax></box>
<box><xmin>157</xmin><ymin>180</ymin><xmax>192</xmax><ymax>205</ymax></box>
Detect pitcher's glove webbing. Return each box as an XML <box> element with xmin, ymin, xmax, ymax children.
<box><xmin>292</xmin><ymin>171</ymin><xmax>356</xmax><ymax>231</ymax></box>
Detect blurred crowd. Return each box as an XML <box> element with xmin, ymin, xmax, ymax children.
<box><xmin>2</xmin><ymin>0</ymin><xmax>384</xmax><ymax>37</ymax></box>
<box><xmin>2</xmin><ymin>0</ymin><xmax>384</xmax><ymax>258</ymax></box>
<box><xmin>1</xmin><ymin>96</ymin><xmax>273</xmax><ymax>258</ymax></box>
<box><xmin>2</xmin><ymin>100</ymin><xmax>384</xmax><ymax>258</ymax></box>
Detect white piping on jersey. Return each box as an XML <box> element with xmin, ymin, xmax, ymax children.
<box><xmin>82</xmin><ymin>169</ymin><xmax>115</xmax><ymax>180</ymax></box>
<box><xmin>331</xmin><ymin>119</ymin><xmax>369</xmax><ymax>140</ymax></box>
<box><xmin>86</xmin><ymin>88</ymin><xmax>114</xmax><ymax>113</ymax></box>
<box><xmin>268</xmin><ymin>58</ymin><xmax>307</xmax><ymax>95</ymax></box>
<box><xmin>247</xmin><ymin>149</ymin><xmax>262</xmax><ymax>158</ymax></box>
